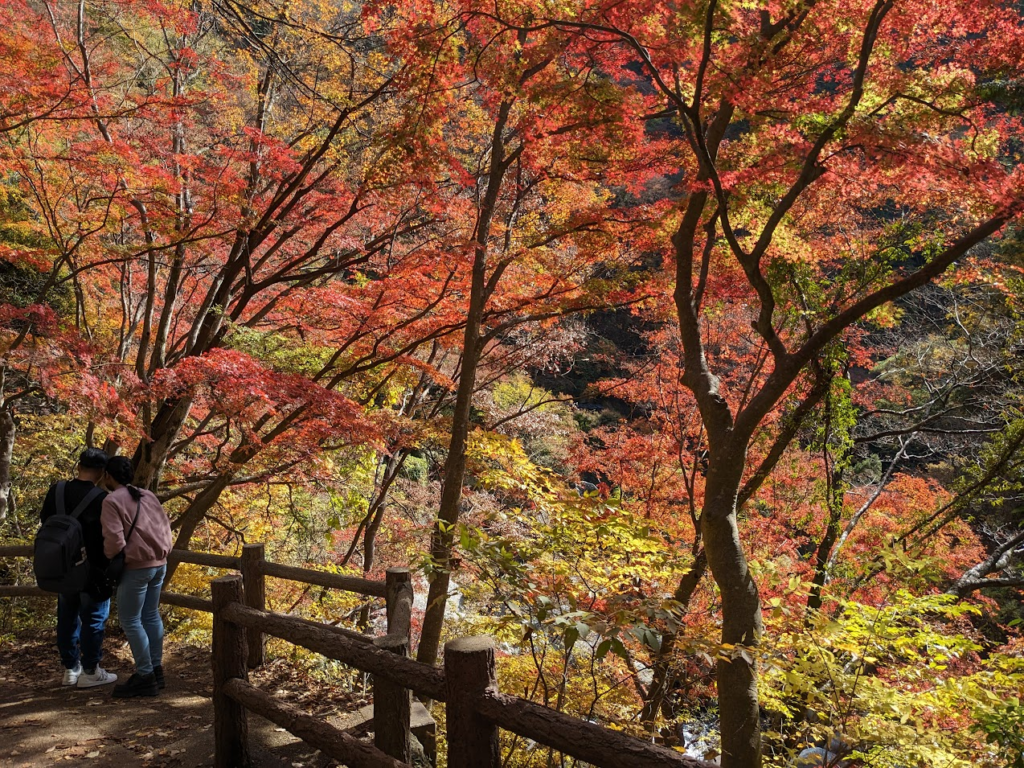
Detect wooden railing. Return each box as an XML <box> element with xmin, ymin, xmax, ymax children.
<box><xmin>0</xmin><ymin>543</ymin><xmax>390</xmax><ymax>670</ymax></box>
<box><xmin>210</xmin><ymin>574</ymin><xmax>715</xmax><ymax>768</ymax></box>
<box><xmin>0</xmin><ymin>542</ymin><xmax>420</xmax><ymax>762</ymax></box>
<box><xmin>2</xmin><ymin>544</ymin><xmax>716</xmax><ymax>768</ymax></box>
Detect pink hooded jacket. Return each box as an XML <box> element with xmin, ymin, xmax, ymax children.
<box><xmin>101</xmin><ymin>486</ymin><xmax>172</xmax><ymax>569</ymax></box>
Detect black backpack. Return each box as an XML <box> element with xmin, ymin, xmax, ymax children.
<box><xmin>33</xmin><ymin>482</ymin><xmax>104</xmax><ymax>594</ymax></box>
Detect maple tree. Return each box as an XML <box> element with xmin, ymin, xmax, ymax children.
<box><xmin>0</xmin><ymin>0</ymin><xmax>467</xmax><ymax>560</ymax></box>
<box><xmin>448</xmin><ymin>0</ymin><xmax>1024</xmax><ymax>764</ymax></box>
<box><xmin>355</xmin><ymin>0</ymin><xmax>658</xmax><ymax>666</ymax></box>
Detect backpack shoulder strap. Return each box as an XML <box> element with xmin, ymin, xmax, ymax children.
<box><xmin>69</xmin><ymin>486</ymin><xmax>104</xmax><ymax>519</ymax></box>
<box><xmin>55</xmin><ymin>481</ymin><xmax>66</xmax><ymax>517</ymax></box>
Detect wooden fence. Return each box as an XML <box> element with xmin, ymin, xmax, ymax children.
<box><xmin>1</xmin><ymin>544</ymin><xmax>716</xmax><ymax>768</ymax></box>
<box><xmin>0</xmin><ymin>542</ymin><xmax>389</xmax><ymax>670</ymax></box>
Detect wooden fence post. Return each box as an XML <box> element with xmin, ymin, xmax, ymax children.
<box><xmin>212</xmin><ymin>575</ymin><xmax>250</xmax><ymax>768</ymax></box>
<box><xmin>445</xmin><ymin>636</ymin><xmax>500</xmax><ymax>768</ymax></box>
<box><xmin>240</xmin><ymin>543</ymin><xmax>266</xmax><ymax>668</ymax></box>
<box><xmin>373</xmin><ymin>632</ymin><xmax>411</xmax><ymax>762</ymax></box>
<box><xmin>374</xmin><ymin>567</ymin><xmax>414</xmax><ymax>762</ymax></box>
<box><xmin>385</xmin><ymin>567</ymin><xmax>413</xmax><ymax>635</ymax></box>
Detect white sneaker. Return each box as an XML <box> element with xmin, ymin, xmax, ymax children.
<box><xmin>77</xmin><ymin>667</ymin><xmax>117</xmax><ymax>688</ymax></box>
<box><xmin>62</xmin><ymin>663</ymin><xmax>82</xmax><ymax>686</ymax></box>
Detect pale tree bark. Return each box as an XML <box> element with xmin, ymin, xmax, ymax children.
<box><xmin>947</xmin><ymin>523</ymin><xmax>1024</xmax><ymax>598</ymax></box>
<box><xmin>843</xmin><ymin>425</ymin><xmax>1024</xmax><ymax>598</ymax></box>
<box><xmin>0</xmin><ymin>407</ymin><xmax>14</xmax><ymax>523</ymax></box>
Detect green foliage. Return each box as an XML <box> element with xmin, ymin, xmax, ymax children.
<box><xmin>956</xmin><ymin>412</ymin><xmax>1024</xmax><ymax>502</ymax></box>
<box><xmin>397</xmin><ymin>453</ymin><xmax>429</xmax><ymax>484</ymax></box>
<box><xmin>761</xmin><ymin>589</ymin><xmax>1019</xmax><ymax>768</ymax></box>
<box><xmin>224</xmin><ymin>327</ymin><xmax>333</xmax><ymax>377</ymax></box>
<box><xmin>484</xmin><ymin>375</ymin><xmax>575</xmax><ymax>471</ymax></box>
<box><xmin>6</xmin><ymin>413</ymin><xmax>84</xmax><ymax>514</ymax></box>
<box><xmin>0</xmin><ymin>183</ymin><xmax>70</xmax><ymax>311</ymax></box>
<box><xmin>978</xmin><ymin>78</ymin><xmax>1024</xmax><ymax>116</ymax></box>
<box><xmin>973</xmin><ymin>699</ymin><xmax>1024</xmax><ymax>768</ymax></box>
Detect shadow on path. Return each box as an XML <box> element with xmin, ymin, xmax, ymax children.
<box><xmin>0</xmin><ymin>631</ymin><xmax>347</xmax><ymax>767</ymax></box>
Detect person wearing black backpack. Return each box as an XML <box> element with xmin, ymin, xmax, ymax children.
<box><xmin>38</xmin><ymin>448</ymin><xmax>118</xmax><ymax>688</ymax></box>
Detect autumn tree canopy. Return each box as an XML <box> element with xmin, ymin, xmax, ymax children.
<box><xmin>2</xmin><ymin>0</ymin><xmax>1024</xmax><ymax>766</ymax></box>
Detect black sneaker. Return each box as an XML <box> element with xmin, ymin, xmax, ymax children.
<box><xmin>112</xmin><ymin>672</ymin><xmax>159</xmax><ymax>698</ymax></box>
<box><xmin>153</xmin><ymin>665</ymin><xmax>165</xmax><ymax>690</ymax></box>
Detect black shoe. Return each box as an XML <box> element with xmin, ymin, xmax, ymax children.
<box><xmin>153</xmin><ymin>665</ymin><xmax>165</xmax><ymax>689</ymax></box>
<box><xmin>112</xmin><ymin>672</ymin><xmax>159</xmax><ymax>698</ymax></box>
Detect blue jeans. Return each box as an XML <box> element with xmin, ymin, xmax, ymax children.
<box><xmin>116</xmin><ymin>565</ymin><xmax>165</xmax><ymax>676</ymax></box>
<box><xmin>57</xmin><ymin>592</ymin><xmax>110</xmax><ymax>670</ymax></box>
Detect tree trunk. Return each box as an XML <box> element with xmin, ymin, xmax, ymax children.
<box><xmin>807</xmin><ymin>467</ymin><xmax>844</xmax><ymax>614</ymax></box>
<box><xmin>362</xmin><ymin>451</ymin><xmax>408</xmax><ymax>574</ymax></box>
<box><xmin>357</xmin><ymin>451</ymin><xmax>408</xmax><ymax>629</ymax></box>
<box><xmin>416</xmin><ymin>329</ymin><xmax>483</xmax><ymax>667</ymax></box>
<box><xmin>640</xmin><ymin>548</ymin><xmax>707</xmax><ymax>727</ymax></box>
<box><xmin>0</xmin><ymin>407</ymin><xmax>14</xmax><ymax>523</ymax></box>
<box><xmin>416</xmin><ymin>97</ymin><xmax>515</xmax><ymax>668</ymax></box>
<box><xmin>133</xmin><ymin>396</ymin><xmax>193</xmax><ymax>490</ymax></box>
<box><xmin>702</xmin><ymin>456</ymin><xmax>762</xmax><ymax>768</ymax></box>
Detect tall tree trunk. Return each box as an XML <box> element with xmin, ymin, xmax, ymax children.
<box><xmin>132</xmin><ymin>396</ymin><xmax>193</xmax><ymax>490</ymax></box>
<box><xmin>415</xmin><ymin>96</ymin><xmax>516</xmax><ymax>667</ymax></box>
<box><xmin>703</xmin><ymin>453</ymin><xmax>762</xmax><ymax>768</ymax></box>
<box><xmin>416</xmin><ymin>317</ymin><xmax>484</xmax><ymax>667</ymax></box>
<box><xmin>0</xmin><ymin>407</ymin><xmax>14</xmax><ymax>523</ymax></box>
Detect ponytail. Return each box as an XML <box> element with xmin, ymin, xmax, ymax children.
<box><xmin>105</xmin><ymin>456</ymin><xmax>139</xmax><ymax>496</ymax></box>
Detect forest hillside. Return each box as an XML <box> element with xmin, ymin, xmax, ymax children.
<box><xmin>1</xmin><ymin>1</ymin><xmax>1024</xmax><ymax>766</ymax></box>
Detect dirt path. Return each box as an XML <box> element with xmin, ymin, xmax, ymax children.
<box><xmin>0</xmin><ymin>630</ymin><xmax>364</xmax><ymax>768</ymax></box>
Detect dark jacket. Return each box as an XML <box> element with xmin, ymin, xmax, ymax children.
<box><xmin>41</xmin><ymin>479</ymin><xmax>111</xmax><ymax>600</ymax></box>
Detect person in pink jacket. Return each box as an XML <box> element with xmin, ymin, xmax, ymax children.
<box><xmin>100</xmin><ymin>456</ymin><xmax>172</xmax><ymax>698</ymax></box>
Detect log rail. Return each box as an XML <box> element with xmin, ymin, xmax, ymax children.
<box><xmin>0</xmin><ymin>542</ymin><xmax>378</xmax><ymax>664</ymax></box>
<box><xmin>210</xmin><ymin>575</ymin><xmax>714</xmax><ymax>768</ymax></box>
<box><xmin>2</xmin><ymin>544</ymin><xmax>716</xmax><ymax>768</ymax></box>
